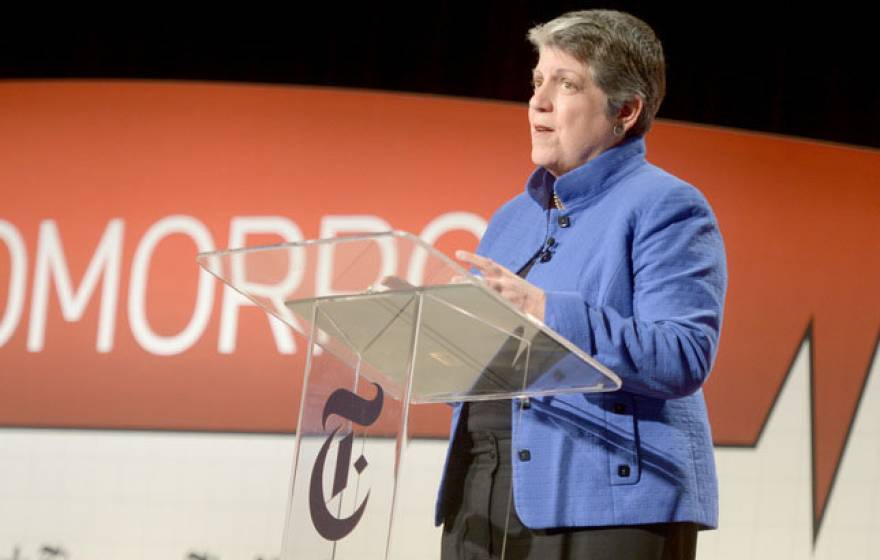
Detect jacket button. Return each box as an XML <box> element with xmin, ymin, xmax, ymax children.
<box><xmin>518</xmin><ymin>397</ymin><xmax>531</xmax><ymax>410</ymax></box>
<box><xmin>518</xmin><ymin>449</ymin><xmax>531</xmax><ymax>462</ymax></box>
<box><xmin>539</xmin><ymin>251</ymin><xmax>552</xmax><ymax>262</ymax></box>
<box><xmin>617</xmin><ymin>464</ymin><xmax>631</xmax><ymax>477</ymax></box>
<box><xmin>612</xmin><ymin>402</ymin><xmax>626</xmax><ymax>414</ymax></box>
<box><xmin>546</xmin><ymin>237</ymin><xmax>556</xmax><ymax>247</ymax></box>
<box><xmin>558</xmin><ymin>216</ymin><xmax>571</xmax><ymax>228</ymax></box>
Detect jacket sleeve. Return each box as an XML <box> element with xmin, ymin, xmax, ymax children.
<box><xmin>543</xmin><ymin>185</ymin><xmax>727</xmax><ymax>399</ymax></box>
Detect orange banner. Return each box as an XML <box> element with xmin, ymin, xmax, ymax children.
<box><xmin>1</xmin><ymin>81</ymin><xmax>878</xmax><ymax>520</ymax></box>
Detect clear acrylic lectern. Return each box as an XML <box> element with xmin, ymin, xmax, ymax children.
<box><xmin>197</xmin><ymin>231</ymin><xmax>621</xmax><ymax>560</ymax></box>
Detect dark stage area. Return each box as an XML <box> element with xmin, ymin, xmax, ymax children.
<box><xmin>2</xmin><ymin>3</ymin><xmax>877</xmax><ymax>148</ymax></box>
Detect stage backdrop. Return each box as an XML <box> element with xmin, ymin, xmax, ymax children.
<box><xmin>0</xmin><ymin>81</ymin><xmax>878</xmax><ymax>559</ymax></box>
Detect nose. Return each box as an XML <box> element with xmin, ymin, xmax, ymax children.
<box><xmin>529</xmin><ymin>82</ymin><xmax>552</xmax><ymax>113</ymax></box>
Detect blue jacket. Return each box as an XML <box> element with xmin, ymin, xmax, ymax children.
<box><xmin>437</xmin><ymin>136</ymin><xmax>727</xmax><ymax>529</ymax></box>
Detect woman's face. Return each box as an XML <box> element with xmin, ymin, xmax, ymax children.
<box><xmin>529</xmin><ymin>46</ymin><xmax>618</xmax><ymax>177</ymax></box>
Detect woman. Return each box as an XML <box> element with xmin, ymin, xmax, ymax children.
<box><xmin>439</xmin><ymin>10</ymin><xmax>727</xmax><ymax>560</ymax></box>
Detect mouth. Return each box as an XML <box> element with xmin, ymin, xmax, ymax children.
<box><xmin>533</xmin><ymin>125</ymin><xmax>554</xmax><ymax>133</ymax></box>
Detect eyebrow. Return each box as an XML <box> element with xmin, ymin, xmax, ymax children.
<box><xmin>532</xmin><ymin>68</ymin><xmax>585</xmax><ymax>79</ymax></box>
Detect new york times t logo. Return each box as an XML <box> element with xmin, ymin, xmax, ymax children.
<box><xmin>309</xmin><ymin>383</ymin><xmax>384</xmax><ymax>541</ymax></box>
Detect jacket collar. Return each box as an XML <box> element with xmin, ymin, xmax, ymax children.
<box><xmin>526</xmin><ymin>136</ymin><xmax>646</xmax><ymax>209</ymax></box>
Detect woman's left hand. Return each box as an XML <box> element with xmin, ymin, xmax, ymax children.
<box><xmin>455</xmin><ymin>250</ymin><xmax>546</xmax><ymax>322</ymax></box>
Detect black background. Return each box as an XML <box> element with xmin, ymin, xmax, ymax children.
<box><xmin>2</xmin><ymin>2</ymin><xmax>877</xmax><ymax>148</ymax></box>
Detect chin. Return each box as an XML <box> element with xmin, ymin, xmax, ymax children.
<box><xmin>530</xmin><ymin>150</ymin><xmax>552</xmax><ymax>170</ymax></box>
<box><xmin>532</xmin><ymin>159</ymin><xmax>561</xmax><ymax>176</ymax></box>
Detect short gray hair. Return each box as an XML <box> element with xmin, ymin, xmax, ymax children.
<box><xmin>528</xmin><ymin>10</ymin><xmax>666</xmax><ymax>138</ymax></box>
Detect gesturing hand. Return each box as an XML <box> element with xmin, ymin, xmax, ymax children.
<box><xmin>455</xmin><ymin>250</ymin><xmax>546</xmax><ymax>322</ymax></box>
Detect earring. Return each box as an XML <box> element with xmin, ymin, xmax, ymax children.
<box><xmin>613</xmin><ymin>123</ymin><xmax>625</xmax><ymax>136</ymax></box>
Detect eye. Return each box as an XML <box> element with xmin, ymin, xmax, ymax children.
<box><xmin>561</xmin><ymin>79</ymin><xmax>577</xmax><ymax>91</ymax></box>
<box><xmin>531</xmin><ymin>76</ymin><xmax>543</xmax><ymax>90</ymax></box>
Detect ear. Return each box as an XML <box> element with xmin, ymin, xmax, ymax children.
<box><xmin>616</xmin><ymin>96</ymin><xmax>645</xmax><ymax>134</ymax></box>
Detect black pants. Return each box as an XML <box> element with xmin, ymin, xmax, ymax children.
<box><xmin>441</xmin><ymin>431</ymin><xmax>698</xmax><ymax>560</ymax></box>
